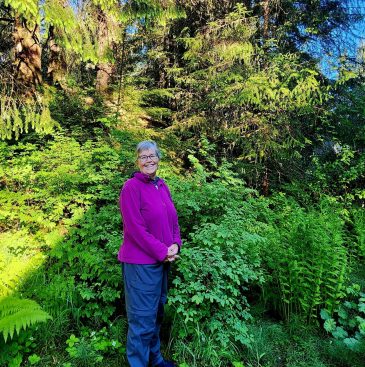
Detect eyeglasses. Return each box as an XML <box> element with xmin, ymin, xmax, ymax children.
<box><xmin>138</xmin><ymin>154</ymin><xmax>159</xmax><ymax>162</ymax></box>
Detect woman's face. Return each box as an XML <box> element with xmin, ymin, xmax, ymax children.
<box><xmin>137</xmin><ymin>148</ymin><xmax>159</xmax><ymax>178</ymax></box>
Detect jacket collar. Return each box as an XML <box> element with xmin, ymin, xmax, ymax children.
<box><xmin>132</xmin><ymin>171</ymin><xmax>162</xmax><ymax>185</ymax></box>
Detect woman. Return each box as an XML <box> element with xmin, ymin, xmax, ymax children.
<box><xmin>118</xmin><ymin>140</ymin><xmax>181</xmax><ymax>367</ymax></box>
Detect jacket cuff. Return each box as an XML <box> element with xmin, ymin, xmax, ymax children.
<box><xmin>156</xmin><ymin>246</ymin><xmax>169</xmax><ymax>262</ymax></box>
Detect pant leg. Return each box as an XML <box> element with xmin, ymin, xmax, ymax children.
<box><xmin>122</xmin><ymin>263</ymin><xmax>164</xmax><ymax>367</ymax></box>
<box><xmin>149</xmin><ymin>263</ymin><xmax>169</xmax><ymax>366</ymax></box>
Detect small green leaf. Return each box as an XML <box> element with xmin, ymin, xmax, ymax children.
<box><xmin>28</xmin><ymin>354</ymin><xmax>41</xmax><ymax>365</ymax></box>
<box><xmin>191</xmin><ymin>294</ymin><xmax>203</xmax><ymax>304</ymax></box>
<box><xmin>320</xmin><ymin>309</ymin><xmax>331</xmax><ymax>320</ymax></box>
<box><xmin>232</xmin><ymin>362</ymin><xmax>245</xmax><ymax>367</ymax></box>
<box><xmin>324</xmin><ymin>318</ymin><xmax>336</xmax><ymax>332</ymax></box>
<box><xmin>343</xmin><ymin>337</ymin><xmax>360</xmax><ymax>351</ymax></box>
<box><xmin>337</xmin><ymin>306</ymin><xmax>348</xmax><ymax>320</ymax></box>
<box><xmin>358</xmin><ymin>303</ymin><xmax>365</xmax><ymax>313</ymax></box>
<box><xmin>332</xmin><ymin>326</ymin><xmax>348</xmax><ymax>339</ymax></box>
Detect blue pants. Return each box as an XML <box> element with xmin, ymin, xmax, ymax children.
<box><xmin>122</xmin><ymin>262</ymin><xmax>169</xmax><ymax>367</ymax></box>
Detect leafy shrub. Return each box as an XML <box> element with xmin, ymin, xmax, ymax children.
<box><xmin>309</xmin><ymin>145</ymin><xmax>365</xmax><ymax>203</ymax></box>
<box><xmin>167</xmin><ymin>157</ymin><xmax>259</xmax><ymax>237</ymax></box>
<box><xmin>0</xmin><ymin>328</ymin><xmax>39</xmax><ymax>367</ymax></box>
<box><xmin>0</xmin><ymin>131</ymin><xmax>127</xmax><ymax>324</ymax></box>
<box><xmin>168</xmin><ymin>169</ymin><xmax>267</xmax><ymax>350</ymax></box>
<box><xmin>49</xmin><ymin>88</ymin><xmax>106</xmax><ymax>142</ymax></box>
<box><xmin>321</xmin><ymin>284</ymin><xmax>365</xmax><ymax>354</ymax></box>
<box><xmin>49</xmin><ymin>205</ymin><xmax>123</xmax><ymax>323</ymax></box>
<box><xmin>65</xmin><ymin>325</ymin><xmax>126</xmax><ymax>366</ymax></box>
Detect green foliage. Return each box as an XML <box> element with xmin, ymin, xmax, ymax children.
<box><xmin>167</xmin><ymin>156</ymin><xmax>257</xmax><ymax>235</ymax></box>
<box><xmin>321</xmin><ymin>284</ymin><xmax>365</xmax><ymax>355</ymax></box>
<box><xmin>353</xmin><ymin>209</ymin><xmax>365</xmax><ymax>258</ymax></box>
<box><xmin>49</xmin><ymin>89</ymin><xmax>106</xmax><ymax>140</ymax></box>
<box><xmin>310</xmin><ymin>145</ymin><xmax>365</xmax><ymax>202</ymax></box>
<box><xmin>0</xmin><ymin>328</ymin><xmax>38</xmax><ymax>367</ymax></box>
<box><xmin>0</xmin><ymin>115</ymin><xmax>128</xmax><ymax>325</ymax></box>
<box><xmin>4</xmin><ymin>0</ymin><xmax>38</xmax><ymax>21</ymax></box>
<box><xmin>0</xmin><ymin>231</ymin><xmax>45</xmax><ymax>297</ymax></box>
<box><xmin>120</xmin><ymin>0</ymin><xmax>186</xmax><ymax>26</ymax></box>
<box><xmin>170</xmin><ymin>4</ymin><xmax>327</xmax><ymax>188</ymax></box>
<box><xmin>0</xmin><ymin>297</ymin><xmax>52</xmax><ymax>343</ymax></box>
<box><xmin>0</xmin><ymin>95</ymin><xmax>55</xmax><ymax>140</ymax></box>
<box><xmin>43</xmin><ymin>0</ymin><xmax>99</xmax><ymax>63</ymax></box>
<box><xmin>28</xmin><ymin>353</ymin><xmax>41</xmax><ymax>365</ymax></box>
<box><xmin>49</xmin><ymin>205</ymin><xmax>123</xmax><ymax>322</ymax></box>
<box><xmin>171</xmin><ymin>323</ymin><xmax>239</xmax><ymax>367</ymax></box>
<box><xmin>65</xmin><ymin>326</ymin><xmax>125</xmax><ymax>366</ymax></box>
<box><xmin>262</xmin><ymin>195</ymin><xmax>348</xmax><ymax>322</ymax></box>
<box><xmin>241</xmin><ymin>318</ymin><xmax>330</xmax><ymax>367</ymax></box>
<box><xmin>182</xmin><ymin>6</ymin><xmax>255</xmax><ymax>68</ymax></box>
<box><xmin>168</xmin><ymin>166</ymin><xmax>267</xmax><ymax>349</ymax></box>
<box><xmin>141</xmin><ymin>88</ymin><xmax>175</xmax><ymax>125</ymax></box>
<box><xmin>308</xmin><ymin>77</ymin><xmax>365</xmax><ymax>203</ymax></box>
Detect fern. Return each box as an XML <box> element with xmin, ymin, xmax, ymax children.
<box><xmin>353</xmin><ymin>209</ymin><xmax>365</xmax><ymax>258</ymax></box>
<box><xmin>0</xmin><ymin>231</ymin><xmax>44</xmax><ymax>297</ymax></box>
<box><xmin>264</xmin><ymin>196</ymin><xmax>348</xmax><ymax>322</ymax></box>
<box><xmin>0</xmin><ymin>297</ymin><xmax>52</xmax><ymax>342</ymax></box>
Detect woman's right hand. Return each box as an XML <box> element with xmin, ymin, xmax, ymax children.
<box><xmin>165</xmin><ymin>244</ymin><xmax>179</xmax><ymax>262</ymax></box>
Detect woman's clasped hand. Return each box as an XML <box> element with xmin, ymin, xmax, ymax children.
<box><xmin>165</xmin><ymin>243</ymin><xmax>179</xmax><ymax>262</ymax></box>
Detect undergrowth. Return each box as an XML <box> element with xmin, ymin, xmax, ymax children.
<box><xmin>0</xmin><ymin>88</ymin><xmax>364</xmax><ymax>367</ymax></box>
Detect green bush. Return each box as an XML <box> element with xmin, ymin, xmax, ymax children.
<box><xmin>0</xmin><ymin>328</ymin><xmax>39</xmax><ymax>367</ymax></box>
<box><xmin>168</xmin><ymin>169</ymin><xmax>268</xmax><ymax>352</ymax></box>
<box><xmin>321</xmin><ymin>284</ymin><xmax>365</xmax><ymax>356</ymax></box>
<box><xmin>48</xmin><ymin>205</ymin><xmax>123</xmax><ymax>323</ymax></box>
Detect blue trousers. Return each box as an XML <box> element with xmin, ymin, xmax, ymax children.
<box><xmin>122</xmin><ymin>262</ymin><xmax>169</xmax><ymax>367</ymax></box>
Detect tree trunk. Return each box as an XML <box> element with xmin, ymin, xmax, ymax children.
<box><xmin>47</xmin><ymin>25</ymin><xmax>67</xmax><ymax>85</ymax></box>
<box><xmin>96</xmin><ymin>62</ymin><xmax>113</xmax><ymax>93</ymax></box>
<box><xmin>13</xmin><ymin>17</ymin><xmax>42</xmax><ymax>90</ymax></box>
<box><xmin>263</xmin><ymin>0</ymin><xmax>270</xmax><ymax>39</ymax></box>
<box><xmin>95</xmin><ymin>7</ymin><xmax>113</xmax><ymax>93</ymax></box>
<box><xmin>262</xmin><ymin>166</ymin><xmax>269</xmax><ymax>196</ymax></box>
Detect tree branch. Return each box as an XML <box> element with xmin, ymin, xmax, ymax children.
<box><xmin>0</xmin><ymin>17</ymin><xmax>14</xmax><ymax>23</ymax></box>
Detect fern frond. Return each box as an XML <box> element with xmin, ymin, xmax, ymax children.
<box><xmin>0</xmin><ymin>297</ymin><xmax>52</xmax><ymax>342</ymax></box>
<box><xmin>0</xmin><ymin>253</ymin><xmax>44</xmax><ymax>297</ymax></box>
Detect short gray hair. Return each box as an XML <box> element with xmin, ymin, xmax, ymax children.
<box><xmin>136</xmin><ymin>140</ymin><xmax>162</xmax><ymax>159</ymax></box>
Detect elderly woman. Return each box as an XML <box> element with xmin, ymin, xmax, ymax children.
<box><xmin>118</xmin><ymin>140</ymin><xmax>181</xmax><ymax>367</ymax></box>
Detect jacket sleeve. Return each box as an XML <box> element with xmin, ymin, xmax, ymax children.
<box><xmin>120</xmin><ymin>182</ymin><xmax>168</xmax><ymax>262</ymax></box>
<box><xmin>164</xmin><ymin>183</ymin><xmax>182</xmax><ymax>248</ymax></box>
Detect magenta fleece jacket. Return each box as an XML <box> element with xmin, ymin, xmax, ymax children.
<box><xmin>118</xmin><ymin>172</ymin><xmax>182</xmax><ymax>264</ymax></box>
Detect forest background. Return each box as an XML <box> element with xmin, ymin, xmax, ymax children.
<box><xmin>1</xmin><ymin>1</ymin><xmax>365</xmax><ymax>366</ymax></box>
